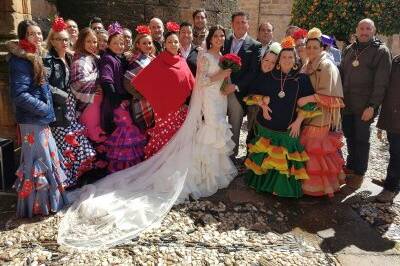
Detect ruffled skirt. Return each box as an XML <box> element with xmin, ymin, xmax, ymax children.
<box><xmin>245</xmin><ymin>123</ymin><xmax>309</xmax><ymax>198</ymax></box>
<box><xmin>14</xmin><ymin>124</ymin><xmax>69</xmax><ymax>218</ymax></box>
<box><xmin>186</xmin><ymin>116</ymin><xmax>237</xmax><ymax>199</ymax></box>
<box><xmin>52</xmin><ymin>122</ymin><xmax>96</xmax><ymax>188</ymax></box>
<box><xmin>300</xmin><ymin>126</ymin><xmax>345</xmax><ymax>197</ymax></box>
<box><xmin>144</xmin><ymin>106</ymin><xmax>188</xmax><ymax>158</ymax></box>
<box><xmin>104</xmin><ymin>108</ymin><xmax>147</xmax><ymax>173</ymax></box>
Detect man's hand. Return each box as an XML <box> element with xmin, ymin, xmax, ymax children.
<box><xmin>361</xmin><ymin>106</ymin><xmax>374</xmax><ymax>122</ymax></box>
<box><xmin>221</xmin><ymin>84</ymin><xmax>236</xmax><ymax>95</ymax></box>
<box><xmin>377</xmin><ymin>129</ymin><xmax>385</xmax><ymax>142</ymax></box>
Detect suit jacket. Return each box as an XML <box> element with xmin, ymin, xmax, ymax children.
<box><xmin>224</xmin><ymin>34</ymin><xmax>262</xmax><ymax>100</ymax></box>
<box><xmin>186</xmin><ymin>44</ymin><xmax>200</xmax><ymax>76</ymax></box>
<box><xmin>153</xmin><ymin>40</ymin><xmax>163</xmax><ymax>55</ymax></box>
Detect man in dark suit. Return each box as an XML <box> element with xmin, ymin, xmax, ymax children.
<box><xmin>223</xmin><ymin>11</ymin><xmax>262</xmax><ymax>158</ymax></box>
<box><xmin>179</xmin><ymin>22</ymin><xmax>200</xmax><ymax>76</ymax></box>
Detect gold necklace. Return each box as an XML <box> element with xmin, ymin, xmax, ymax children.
<box><xmin>352</xmin><ymin>44</ymin><xmax>371</xmax><ymax>67</ymax></box>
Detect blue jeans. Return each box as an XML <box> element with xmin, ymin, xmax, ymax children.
<box><xmin>384</xmin><ymin>132</ymin><xmax>400</xmax><ymax>192</ymax></box>
<box><xmin>342</xmin><ymin>114</ymin><xmax>373</xmax><ymax>176</ymax></box>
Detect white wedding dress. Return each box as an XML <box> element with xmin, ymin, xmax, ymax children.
<box><xmin>57</xmin><ymin>52</ymin><xmax>237</xmax><ymax>250</ymax></box>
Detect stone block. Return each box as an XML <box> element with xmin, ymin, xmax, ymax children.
<box><xmin>144</xmin><ymin>5</ymin><xmax>164</xmax><ymax>21</ymax></box>
<box><xmin>1</xmin><ymin>0</ymin><xmax>31</xmax><ymax>14</ymax></box>
<box><xmin>0</xmin><ymin>11</ymin><xmax>32</xmax><ymax>39</ymax></box>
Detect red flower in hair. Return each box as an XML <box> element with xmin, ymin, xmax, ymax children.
<box><xmin>292</xmin><ymin>28</ymin><xmax>308</xmax><ymax>41</ymax></box>
<box><xmin>136</xmin><ymin>25</ymin><xmax>151</xmax><ymax>35</ymax></box>
<box><xmin>166</xmin><ymin>21</ymin><xmax>180</xmax><ymax>33</ymax></box>
<box><xmin>18</xmin><ymin>39</ymin><xmax>36</xmax><ymax>53</ymax></box>
<box><xmin>52</xmin><ymin>16</ymin><xmax>68</xmax><ymax>32</ymax></box>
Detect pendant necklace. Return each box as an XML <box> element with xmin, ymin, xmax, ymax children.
<box><xmin>278</xmin><ymin>71</ymin><xmax>288</xmax><ymax>98</ymax></box>
<box><xmin>352</xmin><ymin>44</ymin><xmax>370</xmax><ymax>67</ymax></box>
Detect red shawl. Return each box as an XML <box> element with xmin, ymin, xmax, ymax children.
<box><xmin>132</xmin><ymin>51</ymin><xmax>194</xmax><ymax>119</ymax></box>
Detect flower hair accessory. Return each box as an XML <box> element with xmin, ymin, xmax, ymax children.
<box><xmin>321</xmin><ymin>34</ymin><xmax>335</xmax><ymax>47</ymax></box>
<box><xmin>281</xmin><ymin>36</ymin><xmax>296</xmax><ymax>49</ymax></box>
<box><xmin>292</xmin><ymin>28</ymin><xmax>308</xmax><ymax>40</ymax></box>
<box><xmin>269</xmin><ymin>42</ymin><xmax>282</xmax><ymax>55</ymax></box>
<box><xmin>136</xmin><ymin>25</ymin><xmax>151</xmax><ymax>35</ymax></box>
<box><xmin>52</xmin><ymin>16</ymin><xmax>68</xmax><ymax>32</ymax></box>
<box><xmin>108</xmin><ymin>22</ymin><xmax>124</xmax><ymax>37</ymax></box>
<box><xmin>19</xmin><ymin>39</ymin><xmax>36</xmax><ymax>53</ymax></box>
<box><xmin>307</xmin><ymin>27</ymin><xmax>322</xmax><ymax>40</ymax></box>
<box><xmin>166</xmin><ymin>21</ymin><xmax>180</xmax><ymax>33</ymax></box>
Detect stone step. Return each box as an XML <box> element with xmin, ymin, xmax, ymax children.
<box><xmin>0</xmin><ymin>42</ymin><xmax>7</xmax><ymax>51</ymax></box>
<box><xmin>0</xmin><ymin>52</ymin><xmax>8</xmax><ymax>63</ymax></box>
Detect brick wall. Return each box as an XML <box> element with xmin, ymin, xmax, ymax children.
<box><xmin>0</xmin><ymin>0</ymin><xmax>33</xmax><ymax>141</ymax></box>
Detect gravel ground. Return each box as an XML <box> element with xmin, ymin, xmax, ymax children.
<box><xmin>0</xmin><ymin>201</ymin><xmax>339</xmax><ymax>266</ymax></box>
<box><xmin>0</xmin><ymin>120</ymin><xmax>398</xmax><ymax>265</ymax></box>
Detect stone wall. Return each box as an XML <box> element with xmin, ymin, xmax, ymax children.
<box><xmin>56</xmin><ymin>0</ymin><xmax>238</xmax><ymax>32</ymax></box>
<box><xmin>238</xmin><ymin>0</ymin><xmax>293</xmax><ymax>41</ymax></box>
<box><xmin>238</xmin><ymin>0</ymin><xmax>260</xmax><ymax>37</ymax></box>
<box><xmin>0</xmin><ymin>0</ymin><xmax>32</xmax><ymax>141</ymax></box>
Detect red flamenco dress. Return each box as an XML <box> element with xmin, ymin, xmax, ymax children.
<box><xmin>132</xmin><ymin>51</ymin><xmax>194</xmax><ymax>158</ymax></box>
<box><xmin>300</xmin><ymin>52</ymin><xmax>346</xmax><ymax>197</ymax></box>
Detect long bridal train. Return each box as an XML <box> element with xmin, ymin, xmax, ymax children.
<box><xmin>57</xmin><ymin>53</ymin><xmax>237</xmax><ymax>250</ymax></box>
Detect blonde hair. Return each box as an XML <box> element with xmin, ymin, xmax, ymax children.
<box><xmin>132</xmin><ymin>33</ymin><xmax>155</xmax><ymax>55</ymax></box>
<box><xmin>46</xmin><ymin>29</ymin><xmax>69</xmax><ymax>51</ymax></box>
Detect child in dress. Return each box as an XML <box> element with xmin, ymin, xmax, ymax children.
<box><xmin>99</xmin><ymin>22</ymin><xmax>146</xmax><ymax>172</ymax></box>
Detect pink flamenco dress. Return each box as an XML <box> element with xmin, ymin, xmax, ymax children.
<box><xmin>104</xmin><ymin>105</ymin><xmax>147</xmax><ymax>173</ymax></box>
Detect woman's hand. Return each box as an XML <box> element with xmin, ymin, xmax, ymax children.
<box><xmin>258</xmin><ymin>96</ymin><xmax>272</xmax><ymax>120</ymax></box>
<box><xmin>297</xmin><ymin>94</ymin><xmax>316</xmax><ymax>107</ymax></box>
<box><xmin>288</xmin><ymin>118</ymin><xmax>302</xmax><ymax>138</ymax></box>
<box><xmin>210</xmin><ymin>69</ymin><xmax>232</xmax><ymax>82</ymax></box>
<box><xmin>221</xmin><ymin>69</ymin><xmax>232</xmax><ymax>79</ymax></box>
<box><xmin>120</xmin><ymin>100</ymin><xmax>130</xmax><ymax>109</ymax></box>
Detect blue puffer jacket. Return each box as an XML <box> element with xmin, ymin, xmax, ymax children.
<box><xmin>8</xmin><ymin>54</ymin><xmax>55</xmax><ymax>125</ymax></box>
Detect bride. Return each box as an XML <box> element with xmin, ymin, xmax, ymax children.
<box><xmin>58</xmin><ymin>25</ymin><xmax>237</xmax><ymax>250</ymax></box>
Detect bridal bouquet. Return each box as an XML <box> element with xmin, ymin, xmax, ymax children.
<box><xmin>219</xmin><ymin>53</ymin><xmax>242</xmax><ymax>92</ymax></box>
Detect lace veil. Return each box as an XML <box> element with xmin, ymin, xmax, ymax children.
<box><xmin>57</xmin><ymin>53</ymin><xmax>207</xmax><ymax>250</ymax></box>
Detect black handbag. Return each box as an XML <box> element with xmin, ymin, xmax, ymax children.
<box><xmin>0</xmin><ymin>138</ymin><xmax>16</xmax><ymax>191</ymax></box>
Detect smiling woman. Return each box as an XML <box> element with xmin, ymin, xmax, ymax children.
<box><xmin>44</xmin><ymin>17</ymin><xmax>96</xmax><ymax>188</ymax></box>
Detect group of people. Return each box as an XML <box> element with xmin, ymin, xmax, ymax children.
<box><xmin>7</xmin><ymin>8</ymin><xmax>399</xmax><ymax>249</ymax></box>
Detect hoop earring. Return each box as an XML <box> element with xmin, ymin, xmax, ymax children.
<box><xmin>292</xmin><ymin>65</ymin><xmax>298</xmax><ymax>70</ymax></box>
<box><xmin>276</xmin><ymin>64</ymin><xmax>280</xmax><ymax>70</ymax></box>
